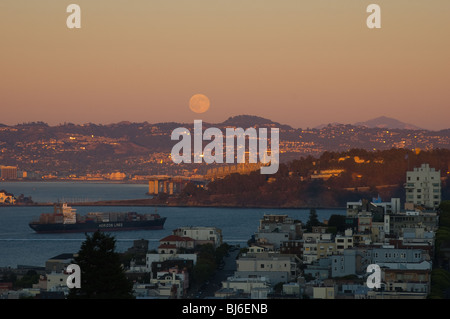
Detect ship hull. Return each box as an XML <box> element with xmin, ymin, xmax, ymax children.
<box><xmin>29</xmin><ymin>217</ymin><xmax>166</xmax><ymax>234</ymax></box>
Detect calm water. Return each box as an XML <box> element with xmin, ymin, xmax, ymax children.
<box><xmin>0</xmin><ymin>182</ymin><xmax>345</xmax><ymax>268</ymax></box>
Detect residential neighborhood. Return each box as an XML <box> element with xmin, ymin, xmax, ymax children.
<box><xmin>0</xmin><ymin>164</ymin><xmax>445</xmax><ymax>299</ymax></box>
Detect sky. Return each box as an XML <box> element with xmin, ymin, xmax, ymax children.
<box><xmin>1</xmin><ymin>1</ymin><xmax>449</xmax><ymax>130</ymax></box>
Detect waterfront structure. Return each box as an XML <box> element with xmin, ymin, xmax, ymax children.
<box><xmin>405</xmin><ymin>163</ymin><xmax>441</xmax><ymax>209</ymax></box>
<box><xmin>0</xmin><ymin>165</ymin><xmax>17</xmax><ymax>180</ymax></box>
<box><xmin>0</xmin><ymin>190</ymin><xmax>16</xmax><ymax>204</ymax></box>
<box><xmin>148</xmin><ymin>175</ymin><xmax>207</xmax><ymax>195</ymax></box>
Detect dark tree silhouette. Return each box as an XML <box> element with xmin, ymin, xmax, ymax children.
<box><xmin>306</xmin><ymin>208</ymin><xmax>322</xmax><ymax>231</ymax></box>
<box><xmin>68</xmin><ymin>231</ymin><xmax>134</xmax><ymax>299</ymax></box>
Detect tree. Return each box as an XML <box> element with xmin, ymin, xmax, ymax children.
<box><xmin>67</xmin><ymin>231</ymin><xmax>134</xmax><ymax>299</ymax></box>
<box><xmin>14</xmin><ymin>270</ymin><xmax>39</xmax><ymax>289</ymax></box>
<box><xmin>305</xmin><ymin>208</ymin><xmax>322</xmax><ymax>231</ymax></box>
<box><xmin>327</xmin><ymin>214</ymin><xmax>347</xmax><ymax>234</ymax></box>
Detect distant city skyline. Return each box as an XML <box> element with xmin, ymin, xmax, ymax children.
<box><xmin>1</xmin><ymin>1</ymin><xmax>449</xmax><ymax>131</ymax></box>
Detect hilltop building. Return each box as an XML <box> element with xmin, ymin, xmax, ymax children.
<box><xmin>405</xmin><ymin>163</ymin><xmax>441</xmax><ymax>209</ymax></box>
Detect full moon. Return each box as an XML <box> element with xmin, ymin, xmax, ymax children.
<box><xmin>189</xmin><ymin>94</ymin><xmax>210</xmax><ymax>113</ymax></box>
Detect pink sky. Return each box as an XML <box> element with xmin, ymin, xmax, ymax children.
<box><xmin>1</xmin><ymin>1</ymin><xmax>449</xmax><ymax>130</ymax></box>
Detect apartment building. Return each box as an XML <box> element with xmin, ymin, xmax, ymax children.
<box><xmin>254</xmin><ymin>214</ymin><xmax>303</xmax><ymax>249</ymax></box>
<box><xmin>405</xmin><ymin>163</ymin><xmax>441</xmax><ymax>208</ymax></box>
<box><xmin>235</xmin><ymin>252</ymin><xmax>299</xmax><ymax>285</ymax></box>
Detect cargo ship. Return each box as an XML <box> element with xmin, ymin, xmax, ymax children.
<box><xmin>29</xmin><ymin>203</ymin><xmax>166</xmax><ymax>233</ymax></box>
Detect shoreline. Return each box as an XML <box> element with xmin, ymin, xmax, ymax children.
<box><xmin>1</xmin><ymin>199</ymin><xmax>346</xmax><ymax>210</ymax></box>
<box><xmin>0</xmin><ymin>179</ymin><xmax>149</xmax><ymax>185</ymax></box>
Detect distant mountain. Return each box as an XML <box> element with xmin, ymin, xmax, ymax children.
<box><xmin>314</xmin><ymin>122</ymin><xmax>344</xmax><ymax>129</ymax></box>
<box><xmin>220</xmin><ymin>115</ymin><xmax>293</xmax><ymax>130</ymax></box>
<box><xmin>354</xmin><ymin>116</ymin><xmax>422</xmax><ymax>130</ymax></box>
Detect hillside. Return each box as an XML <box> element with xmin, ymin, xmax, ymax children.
<box><xmin>0</xmin><ymin>115</ymin><xmax>450</xmax><ymax>178</ymax></box>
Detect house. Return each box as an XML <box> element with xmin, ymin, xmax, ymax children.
<box><xmin>146</xmin><ymin>253</ymin><xmax>197</xmax><ymax>272</ymax></box>
<box><xmin>149</xmin><ymin>270</ymin><xmax>187</xmax><ymax>299</ymax></box>
<box><xmin>46</xmin><ymin>272</ymin><xmax>69</xmax><ymax>292</ymax></box>
<box><xmin>383</xmin><ymin>268</ymin><xmax>430</xmax><ymax>297</ymax></box>
<box><xmin>312</xmin><ymin>281</ymin><xmax>337</xmax><ymax>299</ymax></box>
<box><xmin>280</xmin><ymin>240</ymin><xmax>303</xmax><ymax>258</ymax></box>
<box><xmin>304</xmin><ymin>257</ymin><xmax>331</xmax><ymax>280</ymax></box>
<box><xmin>248</xmin><ymin>244</ymin><xmax>270</xmax><ymax>254</ymax></box>
<box><xmin>218</xmin><ymin>276</ymin><xmax>271</xmax><ymax>297</ymax></box>
<box><xmin>254</xmin><ymin>214</ymin><xmax>302</xmax><ymax>249</ymax></box>
<box><xmin>157</xmin><ymin>235</ymin><xmax>195</xmax><ymax>254</ymax></box>
<box><xmin>172</xmin><ymin>226</ymin><xmax>223</xmax><ymax>248</ymax></box>
<box><xmin>45</xmin><ymin>253</ymin><xmax>77</xmax><ymax>274</ymax></box>
<box><xmin>331</xmin><ymin>249</ymin><xmax>357</xmax><ymax>278</ymax></box>
<box><xmin>303</xmin><ymin>232</ymin><xmax>336</xmax><ymax>264</ymax></box>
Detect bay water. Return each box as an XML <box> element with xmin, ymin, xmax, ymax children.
<box><xmin>0</xmin><ymin>181</ymin><xmax>345</xmax><ymax>268</ymax></box>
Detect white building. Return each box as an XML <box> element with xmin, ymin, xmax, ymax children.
<box><xmin>146</xmin><ymin>253</ymin><xmax>198</xmax><ymax>272</ymax></box>
<box><xmin>220</xmin><ymin>277</ymin><xmax>271</xmax><ymax>295</ymax></box>
<box><xmin>172</xmin><ymin>226</ymin><xmax>223</xmax><ymax>248</ymax></box>
<box><xmin>405</xmin><ymin>163</ymin><xmax>441</xmax><ymax>209</ymax></box>
<box><xmin>46</xmin><ymin>272</ymin><xmax>69</xmax><ymax>291</ymax></box>
<box><xmin>235</xmin><ymin>252</ymin><xmax>299</xmax><ymax>284</ymax></box>
<box><xmin>335</xmin><ymin>229</ymin><xmax>354</xmax><ymax>253</ymax></box>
